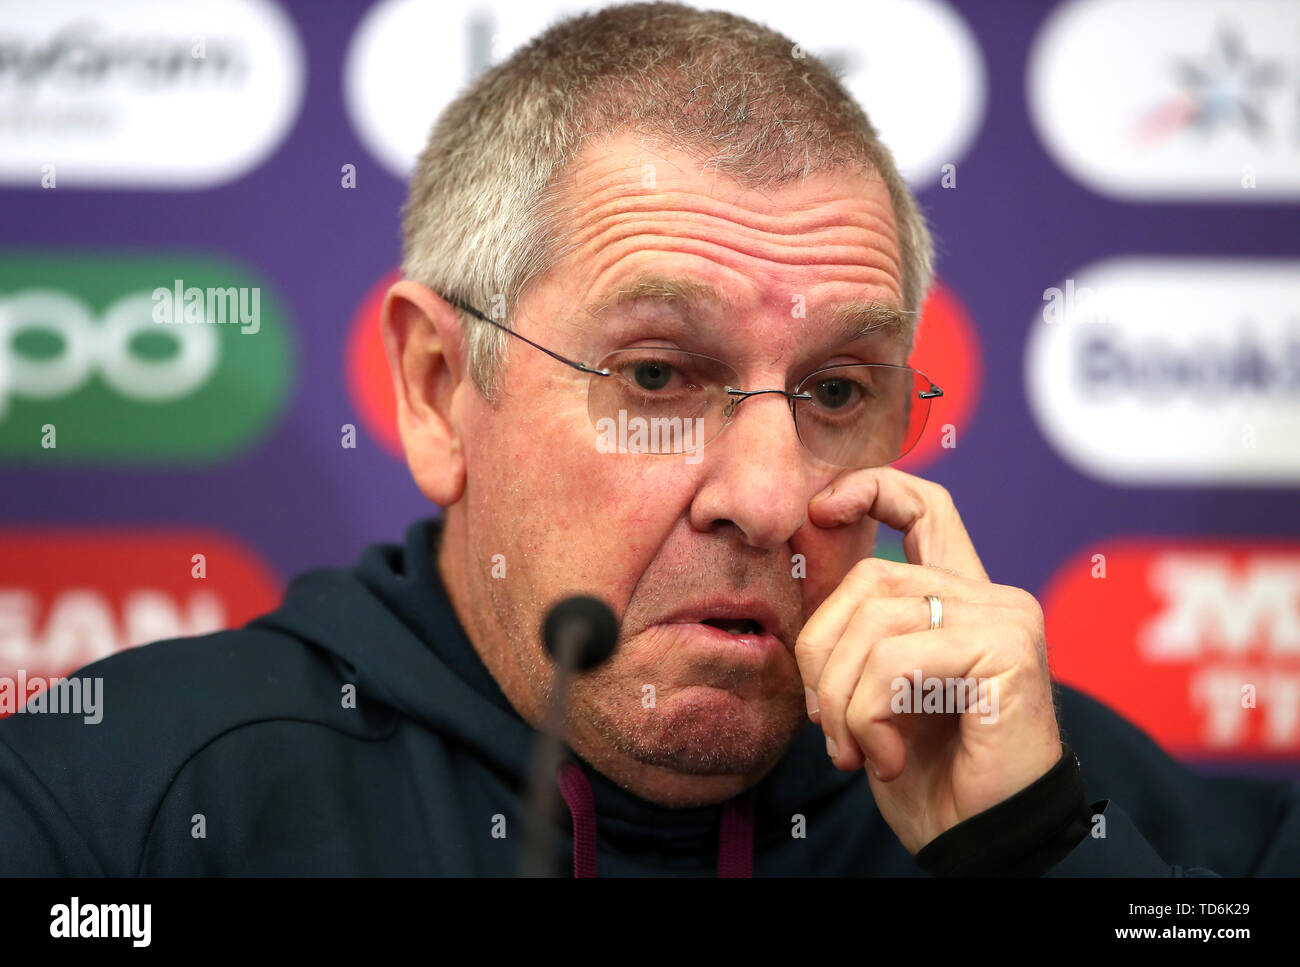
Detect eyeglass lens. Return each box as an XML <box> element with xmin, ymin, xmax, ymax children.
<box><xmin>586</xmin><ymin>347</ymin><xmax>932</xmax><ymax>467</ymax></box>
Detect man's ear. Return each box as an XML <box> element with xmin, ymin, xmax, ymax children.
<box><xmin>380</xmin><ymin>280</ymin><xmax>469</xmax><ymax>507</ymax></box>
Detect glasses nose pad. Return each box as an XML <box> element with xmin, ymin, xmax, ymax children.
<box><xmin>722</xmin><ymin>392</ymin><xmax>742</xmax><ymax>421</ymax></box>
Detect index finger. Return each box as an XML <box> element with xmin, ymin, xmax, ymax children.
<box><xmin>808</xmin><ymin>466</ymin><xmax>990</xmax><ymax>582</ymax></box>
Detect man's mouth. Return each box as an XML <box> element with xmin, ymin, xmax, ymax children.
<box><xmin>699</xmin><ymin>618</ymin><xmax>766</xmax><ymax>636</ymax></box>
<box><xmin>652</xmin><ymin>599</ymin><xmax>791</xmax><ymax>654</ymax></box>
<box><xmin>659</xmin><ymin>618</ymin><xmax>785</xmax><ymax>659</ymax></box>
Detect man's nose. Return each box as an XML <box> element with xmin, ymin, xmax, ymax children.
<box><xmin>686</xmin><ymin>390</ymin><xmax>813</xmax><ymax>549</ymax></box>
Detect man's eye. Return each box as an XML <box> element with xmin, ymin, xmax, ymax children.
<box><xmin>630</xmin><ymin>360</ymin><xmax>675</xmax><ymax>391</ymax></box>
<box><xmin>811</xmin><ymin>377</ymin><xmax>861</xmax><ymax>409</ymax></box>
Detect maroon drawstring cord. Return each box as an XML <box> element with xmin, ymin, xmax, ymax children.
<box><xmin>717</xmin><ymin>789</ymin><xmax>755</xmax><ymax>877</ymax></box>
<box><xmin>557</xmin><ymin>762</ymin><xmax>599</xmax><ymax>877</ymax></box>
<box><xmin>556</xmin><ymin>763</ymin><xmax>756</xmax><ymax>878</ymax></box>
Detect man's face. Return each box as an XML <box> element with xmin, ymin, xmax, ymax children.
<box><xmin>445</xmin><ymin>131</ymin><xmax>908</xmax><ymax>805</ymax></box>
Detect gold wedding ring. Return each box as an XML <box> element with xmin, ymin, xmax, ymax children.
<box><xmin>925</xmin><ymin>594</ymin><xmax>943</xmax><ymax>631</ymax></box>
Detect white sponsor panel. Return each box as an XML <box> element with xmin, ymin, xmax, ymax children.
<box><xmin>1025</xmin><ymin>258</ymin><xmax>1300</xmax><ymax>485</ymax></box>
<box><xmin>1028</xmin><ymin>0</ymin><xmax>1300</xmax><ymax>200</ymax></box>
<box><xmin>1141</xmin><ymin>554</ymin><xmax>1300</xmax><ymax>661</ymax></box>
<box><xmin>0</xmin><ymin>587</ymin><xmax>225</xmax><ymax>675</ymax></box>
<box><xmin>0</xmin><ymin>289</ymin><xmax>219</xmax><ymax>420</ymax></box>
<box><xmin>344</xmin><ymin>0</ymin><xmax>985</xmax><ymax>186</ymax></box>
<box><xmin>0</xmin><ymin>0</ymin><xmax>305</xmax><ymax>188</ymax></box>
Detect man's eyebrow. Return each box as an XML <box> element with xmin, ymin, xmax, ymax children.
<box><xmin>584</xmin><ymin>274</ymin><xmax>914</xmax><ymax>341</ymax></box>
<box><xmin>826</xmin><ymin>300</ymin><xmax>916</xmax><ymax>342</ymax></box>
<box><xmin>585</xmin><ymin>275</ymin><xmax>736</xmax><ymax>318</ymax></box>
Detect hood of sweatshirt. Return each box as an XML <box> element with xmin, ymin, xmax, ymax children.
<box><xmin>251</xmin><ymin>517</ymin><xmax>870</xmax><ymax>876</ymax></box>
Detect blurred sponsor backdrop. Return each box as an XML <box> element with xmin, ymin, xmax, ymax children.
<box><xmin>1</xmin><ymin>0</ymin><xmax>1298</xmax><ymax>778</ymax></box>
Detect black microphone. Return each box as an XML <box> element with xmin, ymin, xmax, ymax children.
<box><xmin>519</xmin><ymin>595</ymin><xmax>619</xmax><ymax>877</ymax></box>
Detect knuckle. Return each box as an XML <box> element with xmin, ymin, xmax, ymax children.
<box><xmin>850</xmin><ymin>556</ymin><xmax>886</xmax><ymax>579</ymax></box>
<box><xmin>849</xmin><ymin>556</ymin><xmax>891</xmax><ymax>593</ymax></box>
<box><xmin>816</xmin><ymin>685</ymin><xmax>847</xmax><ymax>723</ymax></box>
<box><xmin>845</xmin><ymin>696</ymin><xmax>871</xmax><ymax>741</ymax></box>
<box><xmin>1018</xmin><ymin>590</ymin><xmax>1047</xmax><ymax>633</ymax></box>
<box><xmin>924</xmin><ymin>480</ymin><xmax>955</xmax><ymax>509</ymax></box>
<box><xmin>852</xmin><ymin>595</ymin><xmax>888</xmax><ymax>629</ymax></box>
<box><xmin>1016</xmin><ymin>585</ymin><xmax>1044</xmax><ymax>616</ymax></box>
<box><xmin>859</xmin><ymin>641</ymin><xmax>897</xmax><ymax>695</ymax></box>
<box><xmin>1015</xmin><ymin>620</ymin><xmax>1041</xmax><ymax>662</ymax></box>
<box><xmin>1000</xmin><ymin>584</ymin><xmax>1045</xmax><ymax>623</ymax></box>
<box><xmin>868</xmin><ymin>633</ymin><xmax>899</xmax><ymax>666</ymax></box>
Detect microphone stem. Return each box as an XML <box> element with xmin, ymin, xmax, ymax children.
<box><xmin>520</xmin><ymin>627</ymin><xmax>581</xmax><ymax>876</ymax></box>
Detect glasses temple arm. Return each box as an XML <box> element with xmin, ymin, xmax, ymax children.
<box><xmin>441</xmin><ymin>295</ymin><xmax>609</xmax><ymax>377</ymax></box>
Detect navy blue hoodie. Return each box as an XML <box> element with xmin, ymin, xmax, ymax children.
<box><xmin>2</xmin><ymin>518</ymin><xmax>1298</xmax><ymax>875</ymax></box>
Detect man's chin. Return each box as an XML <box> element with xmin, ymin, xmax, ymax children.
<box><xmin>590</xmin><ymin>684</ymin><xmax>806</xmax><ymax>777</ymax></box>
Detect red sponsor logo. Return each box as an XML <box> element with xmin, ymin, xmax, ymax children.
<box><xmin>897</xmin><ymin>280</ymin><xmax>982</xmax><ymax>472</ymax></box>
<box><xmin>346</xmin><ymin>270</ymin><xmax>404</xmax><ymax>457</ymax></box>
<box><xmin>0</xmin><ymin>531</ymin><xmax>281</xmax><ymax>715</ymax></box>
<box><xmin>346</xmin><ymin>273</ymin><xmax>982</xmax><ymax>469</ymax></box>
<box><xmin>1043</xmin><ymin>538</ymin><xmax>1300</xmax><ymax>760</ymax></box>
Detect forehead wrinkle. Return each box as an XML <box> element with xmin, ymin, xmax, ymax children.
<box><xmin>549</xmin><ymin>152</ymin><xmax>903</xmax><ymax>275</ymax></box>
<box><xmin>565</xmin><ymin>195</ymin><xmax>902</xmax><ymax>274</ymax></box>
<box><xmin>569</xmin><ymin>178</ymin><xmax>899</xmax><ymax>237</ymax></box>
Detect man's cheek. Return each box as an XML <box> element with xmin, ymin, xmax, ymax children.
<box><xmin>612</xmin><ymin>627</ymin><xmax>682</xmax><ymax>671</ymax></box>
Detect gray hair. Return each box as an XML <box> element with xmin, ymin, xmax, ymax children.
<box><xmin>401</xmin><ymin>1</ymin><xmax>934</xmax><ymax>400</ymax></box>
